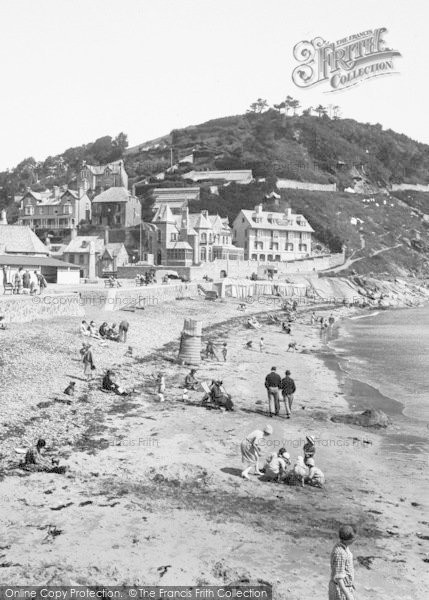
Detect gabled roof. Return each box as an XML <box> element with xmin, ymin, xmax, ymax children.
<box><xmin>63</xmin><ymin>236</ymin><xmax>105</xmax><ymax>254</ymax></box>
<box><xmin>189</xmin><ymin>213</ymin><xmax>211</xmax><ymax>229</ymax></box>
<box><xmin>92</xmin><ymin>187</ymin><xmax>133</xmax><ymax>204</ymax></box>
<box><xmin>84</xmin><ymin>160</ymin><xmax>125</xmax><ymax>176</ymax></box>
<box><xmin>103</xmin><ymin>243</ymin><xmax>127</xmax><ymax>259</ymax></box>
<box><xmin>152</xmin><ymin>203</ymin><xmax>176</xmax><ymax>223</ymax></box>
<box><xmin>0</xmin><ymin>225</ymin><xmax>50</xmax><ymax>255</ymax></box>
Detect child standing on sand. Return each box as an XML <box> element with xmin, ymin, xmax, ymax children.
<box><xmin>222</xmin><ymin>343</ymin><xmax>228</xmax><ymax>361</ymax></box>
<box><xmin>259</xmin><ymin>337</ymin><xmax>265</xmax><ymax>352</ymax></box>
<box><xmin>157</xmin><ymin>372</ymin><xmax>166</xmax><ymax>402</ymax></box>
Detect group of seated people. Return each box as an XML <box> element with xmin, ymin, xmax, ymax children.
<box><xmin>135</xmin><ymin>270</ymin><xmax>157</xmax><ymax>286</ymax></box>
<box><xmin>262</xmin><ymin>448</ymin><xmax>325</xmax><ymax>487</ymax></box>
<box><xmin>80</xmin><ymin>320</ymin><xmax>120</xmax><ymax>341</ymax></box>
<box><xmin>183</xmin><ymin>370</ymin><xmax>234</xmax><ymax>411</ymax></box>
<box><xmin>107</xmin><ymin>275</ymin><xmax>121</xmax><ymax>288</ymax></box>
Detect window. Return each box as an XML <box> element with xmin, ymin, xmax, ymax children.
<box><xmin>299</xmin><ymin>244</ymin><xmax>307</xmax><ymax>252</ymax></box>
<box><xmin>275</xmin><ymin>255</ymin><xmax>281</xmax><ymax>261</ymax></box>
<box><xmin>259</xmin><ymin>254</ymin><xmax>266</xmax><ymax>261</ymax></box>
<box><xmin>79</xmin><ymin>254</ymin><xmax>85</xmax><ymax>265</ymax></box>
<box><xmin>251</xmin><ymin>254</ymin><xmax>257</xmax><ymax>260</ymax></box>
<box><xmin>286</xmin><ymin>243</ymin><xmax>294</xmax><ymax>251</ymax></box>
<box><xmin>268</xmin><ymin>255</ymin><xmax>273</xmax><ymax>261</ymax></box>
<box><xmin>68</xmin><ymin>255</ymin><xmax>74</xmax><ymax>264</ymax></box>
<box><xmin>63</xmin><ymin>204</ymin><xmax>72</xmax><ymax>215</ymax></box>
<box><xmin>201</xmin><ymin>232</ymin><xmax>207</xmax><ymax>243</ymax></box>
<box><xmin>270</xmin><ymin>243</ymin><xmax>279</xmax><ymax>251</ymax></box>
<box><xmin>200</xmin><ymin>247</ymin><xmax>207</xmax><ymax>261</ymax></box>
<box><xmin>170</xmin><ymin>233</ymin><xmax>178</xmax><ymax>242</ymax></box>
<box><xmin>157</xmin><ymin>231</ymin><xmax>162</xmax><ymax>243</ymax></box>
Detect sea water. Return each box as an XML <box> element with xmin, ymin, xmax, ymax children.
<box><xmin>331</xmin><ymin>305</ymin><xmax>429</xmax><ymax>423</ymax></box>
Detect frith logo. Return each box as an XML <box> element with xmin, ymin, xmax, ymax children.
<box><xmin>292</xmin><ymin>28</ymin><xmax>401</xmax><ymax>92</ymax></box>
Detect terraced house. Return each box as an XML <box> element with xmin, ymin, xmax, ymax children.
<box><xmin>18</xmin><ymin>186</ymin><xmax>91</xmax><ymax>234</ymax></box>
<box><xmin>232</xmin><ymin>204</ymin><xmax>314</xmax><ymax>261</ymax></box>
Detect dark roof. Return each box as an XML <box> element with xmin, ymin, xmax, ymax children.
<box><xmin>0</xmin><ymin>255</ymin><xmax>80</xmax><ymax>269</ymax></box>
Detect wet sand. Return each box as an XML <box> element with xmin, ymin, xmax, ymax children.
<box><xmin>0</xmin><ymin>298</ymin><xmax>427</xmax><ymax>598</ymax></box>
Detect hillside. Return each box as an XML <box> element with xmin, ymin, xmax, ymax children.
<box><xmin>2</xmin><ymin>109</ymin><xmax>429</xmax><ymax>277</ymax></box>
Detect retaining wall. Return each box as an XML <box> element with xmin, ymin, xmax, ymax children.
<box><xmin>0</xmin><ymin>293</ymin><xmax>84</xmax><ymax>323</ymax></box>
<box><xmin>391</xmin><ymin>183</ymin><xmax>429</xmax><ymax>192</ymax></box>
<box><xmin>276</xmin><ymin>179</ymin><xmax>337</xmax><ymax>192</ymax></box>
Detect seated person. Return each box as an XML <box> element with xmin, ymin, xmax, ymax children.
<box><xmin>99</xmin><ymin>322</ymin><xmax>109</xmax><ymax>338</ymax></box>
<box><xmin>63</xmin><ymin>381</ymin><xmax>76</xmax><ymax>396</ymax></box>
<box><xmin>22</xmin><ymin>439</ymin><xmax>66</xmax><ymax>473</ymax></box>
<box><xmin>107</xmin><ymin>323</ymin><xmax>120</xmax><ymax>341</ymax></box>
<box><xmin>80</xmin><ymin>320</ymin><xmax>90</xmax><ymax>336</ymax></box>
<box><xmin>263</xmin><ymin>448</ymin><xmax>291</xmax><ymax>482</ymax></box>
<box><xmin>303</xmin><ymin>435</ymin><xmax>316</xmax><ymax>465</ymax></box>
<box><xmin>245</xmin><ymin>341</ymin><xmax>253</xmax><ymax>349</ymax></box>
<box><xmin>291</xmin><ymin>456</ymin><xmax>308</xmax><ymax>487</ymax></box>
<box><xmin>88</xmin><ymin>320</ymin><xmax>101</xmax><ymax>338</ymax></box>
<box><xmin>184</xmin><ymin>368</ymin><xmax>199</xmax><ymax>390</ymax></box>
<box><xmin>203</xmin><ymin>380</ymin><xmax>234</xmax><ymax>411</ymax></box>
<box><xmin>102</xmin><ymin>370</ymin><xmax>128</xmax><ymax>396</ymax></box>
<box><xmin>282</xmin><ymin>322</ymin><xmax>291</xmax><ymax>334</ymax></box>
<box><xmin>0</xmin><ymin>315</ymin><xmax>6</xmax><ymax>330</ymax></box>
<box><xmin>305</xmin><ymin>458</ymin><xmax>325</xmax><ymax>487</ymax></box>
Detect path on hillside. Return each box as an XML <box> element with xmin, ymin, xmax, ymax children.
<box><xmin>327</xmin><ymin>242</ymin><xmax>403</xmax><ymax>273</ymax></box>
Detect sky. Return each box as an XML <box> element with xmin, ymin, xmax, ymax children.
<box><xmin>0</xmin><ymin>0</ymin><xmax>427</xmax><ymax>170</ymax></box>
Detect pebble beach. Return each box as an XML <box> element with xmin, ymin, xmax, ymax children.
<box><xmin>0</xmin><ymin>296</ymin><xmax>427</xmax><ymax>599</ymax></box>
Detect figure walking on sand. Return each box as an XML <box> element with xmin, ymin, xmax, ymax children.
<box><xmin>205</xmin><ymin>340</ymin><xmax>219</xmax><ymax>361</ymax></box>
<box><xmin>240</xmin><ymin>425</ymin><xmax>273</xmax><ymax>480</ymax></box>
<box><xmin>222</xmin><ymin>342</ymin><xmax>228</xmax><ymax>361</ymax></box>
<box><xmin>281</xmin><ymin>370</ymin><xmax>296</xmax><ymax>418</ymax></box>
<box><xmin>264</xmin><ymin>366</ymin><xmax>281</xmax><ymax>416</ymax></box>
<box><xmin>329</xmin><ymin>525</ymin><xmax>357</xmax><ymax>600</ymax></box>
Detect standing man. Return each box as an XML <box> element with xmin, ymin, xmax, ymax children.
<box><xmin>329</xmin><ymin>525</ymin><xmax>357</xmax><ymax>600</ymax></box>
<box><xmin>264</xmin><ymin>366</ymin><xmax>282</xmax><ymax>417</ymax></box>
<box><xmin>281</xmin><ymin>370</ymin><xmax>296</xmax><ymax>418</ymax></box>
<box><xmin>118</xmin><ymin>319</ymin><xmax>129</xmax><ymax>343</ymax></box>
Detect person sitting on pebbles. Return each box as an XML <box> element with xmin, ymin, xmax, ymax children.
<box><xmin>21</xmin><ymin>439</ymin><xmax>66</xmax><ymax>474</ymax></box>
<box><xmin>292</xmin><ymin>455</ymin><xmax>308</xmax><ymax>487</ymax></box>
<box><xmin>102</xmin><ymin>369</ymin><xmax>130</xmax><ymax>396</ymax></box>
<box><xmin>107</xmin><ymin>323</ymin><xmax>120</xmax><ymax>341</ymax></box>
<box><xmin>240</xmin><ymin>424</ymin><xmax>273</xmax><ymax>480</ymax></box>
<box><xmin>262</xmin><ymin>448</ymin><xmax>291</xmax><ymax>482</ymax></box>
<box><xmin>305</xmin><ymin>458</ymin><xmax>325</xmax><ymax>487</ymax></box>
<box><xmin>185</xmin><ymin>368</ymin><xmax>199</xmax><ymax>390</ymax></box>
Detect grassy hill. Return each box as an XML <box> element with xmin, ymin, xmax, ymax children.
<box><xmin>2</xmin><ymin>109</ymin><xmax>429</xmax><ymax>277</ymax></box>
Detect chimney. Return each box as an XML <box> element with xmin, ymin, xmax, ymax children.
<box><xmin>45</xmin><ymin>236</ymin><xmax>51</xmax><ymax>248</ymax></box>
<box><xmin>286</xmin><ymin>207</ymin><xmax>292</xmax><ymax>218</ymax></box>
<box><xmin>104</xmin><ymin>226</ymin><xmax>109</xmax><ymax>245</ymax></box>
<box><xmin>0</xmin><ymin>209</ymin><xmax>7</xmax><ymax>225</ymax></box>
<box><xmin>201</xmin><ymin>209</ymin><xmax>209</xmax><ymax>219</ymax></box>
<box><xmin>70</xmin><ymin>226</ymin><xmax>77</xmax><ymax>240</ymax></box>
<box><xmin>53</xmin><ymin>186</ymin><xmax>60</xmax><ymax>199</ymax></box>
<box><xmin>255</xmin><ymin>204</ymin><xmax>263</xmax><ymax>215</ymax></box>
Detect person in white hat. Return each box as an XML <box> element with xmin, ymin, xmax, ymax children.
<box><xmin>303</xmin><ymin>435</ymin><xmax>316</xmax><ymax>465</ymax></box>
<box><xmin>263</xmin><ymin>447</ymin><xmax>291</xmax><ymax>482</ymax></box>
<box><xmin>305</xmin><ymin>457</ymin><xmax>325</xmax><ymax>487</ymax></box>
<box><xmin>240</xmin><ymin>424</ymin><xmax>273</xmax><ymax>480</ymax></box>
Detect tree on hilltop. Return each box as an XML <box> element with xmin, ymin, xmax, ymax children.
<box><xmin>247</xmin><ymin>98</ymin><xmax>269</xmax><ymax>114</ymax></box>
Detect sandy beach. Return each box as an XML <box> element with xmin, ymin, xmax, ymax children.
<box><xmin>0</xmin><ymin>297</ymin><xmax>428</xmax><ymax>599</ymax></box>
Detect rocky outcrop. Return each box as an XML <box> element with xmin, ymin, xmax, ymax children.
<box><xmin>331</xmin><ymin>409</ymin><xmax>391</xmax><ymax>428</ymax></box>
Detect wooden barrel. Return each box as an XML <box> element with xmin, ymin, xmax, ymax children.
<box><xmin>179</xmin><ymin>334</ymin><xmax>201</xmax><ymax>365</ymax></box>
<box><xmin>183</xmin><ymin>318</ymin><xmax>202</xmax><ymax>337</ymax></box>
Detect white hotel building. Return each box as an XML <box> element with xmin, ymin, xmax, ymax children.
<box><xmin>232</xmin><ymin>204</ymin><xmax>314</xmax><ymax>261</ymax></box>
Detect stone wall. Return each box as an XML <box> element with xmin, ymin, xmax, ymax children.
<box><xmin>276</xmin><ymin>179</ymin><xmax>337</xmax><ymax>192</ymax></box>
<box><xmin>390</xmin><ymin>183</ymin><xmax>429</xmax><ymax>192</ymax></box>
<box><xmin>119</xmin><ymin>253</ymin><xmax>345</xmax><ymax>282</ymax></box>
<box><xmin>0</xmin><ymin>293</ymin><xmax>84</xmax><ymax>323</ymax></box>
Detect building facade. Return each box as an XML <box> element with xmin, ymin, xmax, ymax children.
<box><xmin>91</xmin><ymin>187</ymin><xmax>141</xmax><ymax>228</ymax></box>
<box><xmin>61</xmin><ymin>232</ymin><xmax>129</xmax><ymax>278</ymax></box>
<box><xmin>18</xmin><ymin>187</ymin><xmax>91</xmax><ymax>233</ymax></box>
<box><xmin>233</xmin><ymin>204</ymin><xmax>314</xmax><ymax>261</ymax></box>
<box><xmin>142</xmin><ymin>204</ymin><xmax>243</xmax><ymax>267</ymax></box>
<box><xmin>77</xmin><ymin>160</ymin><xmax>128</xmax><ymax>193</ymax></box>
